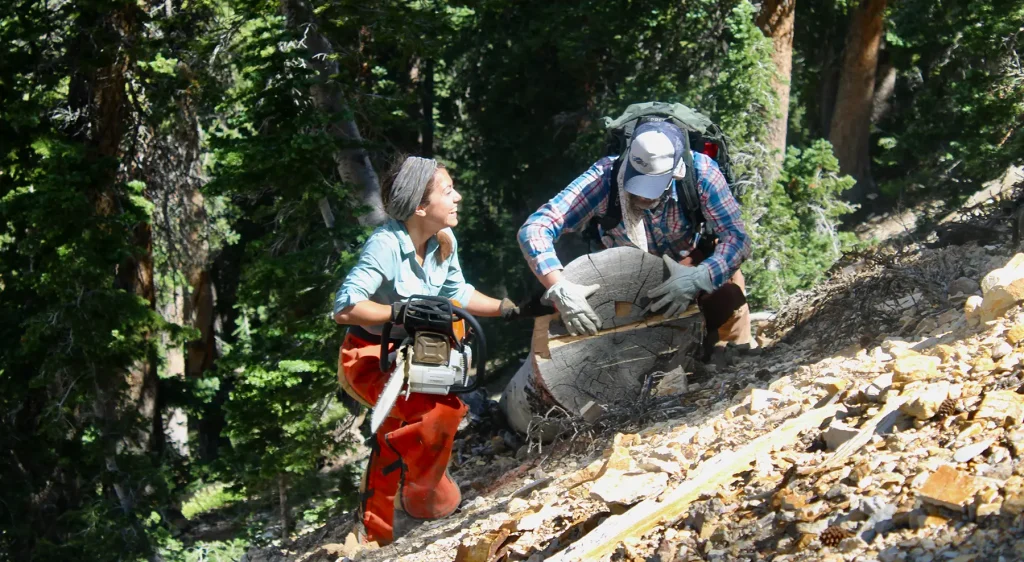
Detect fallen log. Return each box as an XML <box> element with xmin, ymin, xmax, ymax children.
<box><xmin>501</xmin><ymin>247</ymin><xmax>704</xmax><ymax>438</ymax></box>
<box><xmin>547</xmin><ymin>403</ymin><xmax>842</xmax><ymax>562</ymax></box>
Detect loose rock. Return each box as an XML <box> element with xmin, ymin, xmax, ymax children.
<box><xmin>918</xmin><ymin>465</ymin><xmax>979</xmax><ymax>511</ymax></box>
<box><xmin>953</xmin><ymin>439</ymin><xmax>994</xmax><ymax>463</ymax></box>
<box><xmin>900</xmin><ymin>381</ymin><xmax>950</xmax><ymax>420</ymax></box>
<box><xmin>974</xmin><ymin>390</ymin><xmax>1024</xmax><ymax>426</ymax></box>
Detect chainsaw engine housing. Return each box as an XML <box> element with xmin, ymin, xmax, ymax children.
<box><xmin>407</xmin><ymin>339</ymin><xmax>472</xmax><ymax>395</ymax></box>
<box><xmin>412</xmin><ymin>332</ymin><xmax>450</xmax><ymax>365</ymax></box>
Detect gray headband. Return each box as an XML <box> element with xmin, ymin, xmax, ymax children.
<box><xmin>386</xmin><ymin>157</ymin><xmax>437</xmax><ymax>221</ymax></box>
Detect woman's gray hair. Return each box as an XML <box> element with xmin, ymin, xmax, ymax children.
<box><xmin>385</xmin><ymin>157</ymin><xmax>438</xmax><ymax>220</ymax></box>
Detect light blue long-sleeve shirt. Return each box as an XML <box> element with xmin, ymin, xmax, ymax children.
<box><xmin>334</xmin><ymin>218</ymin><xmax>475</xmax><ymax>336</ymax></box>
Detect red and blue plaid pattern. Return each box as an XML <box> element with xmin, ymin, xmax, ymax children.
<box><xmin>517</xmin><ymin>153</ymin><xmax>750</xmax><ymax>289</ymax></box>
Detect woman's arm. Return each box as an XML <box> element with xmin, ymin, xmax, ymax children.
<box><xmin>333</xmin><ymin>234</ymin><xmax>395</xmax><ymax>326</ymax></box>
<box><xmin>461</xmin><ymin>290</ymin><xmax>503</xmax><ymax>317</ymax></box>
<box><xmin>437</xmin><ymin>235</ymin><xmax>515</xmax><ymax>319</ymax></box>
<box><xmin>334</xmin><ymin>300</ymin><xmax>393</xmax><ymax>326</ymax></box>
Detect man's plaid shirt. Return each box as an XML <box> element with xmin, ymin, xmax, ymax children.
<box><xmin>517</xmin><ymin>153</ymin><xmax>751</xmax><ymax>289</ymax></box>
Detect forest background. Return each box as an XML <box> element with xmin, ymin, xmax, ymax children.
<box><xmin>1</xmin><ymin>0</ymin><xmax>1022</xmax><ymax>559</ymax></box>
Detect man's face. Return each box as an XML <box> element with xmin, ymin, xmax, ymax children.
<box><xmin>630</xmin><ymin>186</ymin><xmax>671</xmax><ymax>210</ymax></box>
<box><xmin>632</xmin><ymin>195</ymin><xmax>661</xmax><ymax>210</ymax></box>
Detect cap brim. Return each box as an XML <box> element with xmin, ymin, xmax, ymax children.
<box><xmin>623</xmin><ymin>162</ymin><xmax>673</xmax><ymax>199</ymax></box>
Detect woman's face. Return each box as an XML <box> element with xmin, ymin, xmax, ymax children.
<box><xmin>418</xmin><ymin>168</ymin><xmax>462</xmax><ymax>229</ymax></box>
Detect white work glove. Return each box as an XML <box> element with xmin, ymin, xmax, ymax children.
<box><xmin>542</xmin><ymin>279</ymin><xmax>603</xmax><ymax>336</ymax></box>
<box><xmin>647</xmin><ymin>256</ymin><xmax>715</xmax><ymax>318</ymax></box>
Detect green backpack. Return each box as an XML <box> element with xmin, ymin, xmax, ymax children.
<box><xmin>587</xmin><ymin>102</ymin><xmax>739</xmax><ymax>251</ymax></box>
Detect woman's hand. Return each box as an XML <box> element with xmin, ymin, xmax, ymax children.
<box><xmin>463</xmin><ymin>291</ymin><xmax>506</xmax><ymax>318</ymax></box>
<box><xmin>498</xmin><ymin>298</ymin><xmax>520</xmax><ymax>320</ymax></box>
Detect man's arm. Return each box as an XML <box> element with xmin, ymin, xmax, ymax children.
<box><xmin>517</xmin><ymin>158</ymin><xmax>616</xmax><ymax>335</ymax></box>
<box><xmin>517</xmin><ymin>157</ymin><xmax>616</xmax><ymax>287</ymax></box>
<box><xmin>693</xmin><ymin>154</ymin><xmax>751</xmax><ymax>288</ymax></box>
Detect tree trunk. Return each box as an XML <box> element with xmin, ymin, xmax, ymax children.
<box><xmin>195</xmin><ymin>236</ymin><xmax>248</xmax><ymax>462</ymax></box>
<box><xmin>871</xmin><ymin>51</ymin><xmax>896</xmax><ymax>124</ymax></box>
<box><xmin>501</xmin><ymin>248</ymin><xmax>704</xmax><ymax>441</ymax></box>
<box><xmin>119</xmin><ymin>222</ymin><xmax>161</xmax><ymax>453</ymax></box>
<box><xmin>279</xmin><ymin>0</ymin><xmax>386</xmax><ymax>226</ymax></box>
<box><xmin>83</xmin><ymin>2</ymin><xmax>162</xmax><ymax>454</ymax></box>
<box><xmin>278</xmin><ymin>473</ymin><xmax>291</xmax><ymax>540</ymax></box>
<box><xmin>757</xmin><ymin>0</ymin><xmax>797</xmax><ymax>165</ymax></box>
<box><xmin>420</xmin><ymin>59</ymin><xmax>435</xmax><ymax>157</ymax></box>
<box><xmin>818</xmin><ymin>53</ymin><xmax>841</xmax><ymax>139</ymax></box>
<box><xmin>71</xmin><ymin>0</ymin><xmax>161</xmax><ymax>517</ymax></box>
<box><xmin>828</xmin><ymin>0</ymin><xmax>887</xmax><ymax>203</ymax></box>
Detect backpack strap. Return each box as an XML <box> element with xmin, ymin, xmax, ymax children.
<box><xmin>673</xmin><ymin>129</ymin><xmax>715</xmax><ymax>240</ymax></box>
<box><xmin>583</xmin><ymin>157</ymin><xmax>623</xmax><ymax>243</ymax></box>
<box><xmin>678</xmin><ymin>147</ymin><xmax>707</xmax><ymax>234</ymax></box>
<box><xmin>600</xmin><ymin>157</ymin><xmax>624</xmax><ymax>230</ymax></box>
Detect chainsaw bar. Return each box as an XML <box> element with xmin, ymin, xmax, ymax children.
<box><xmin>370</xmin><ymin>346</ymin><xmax>408</xmax><ymax>434</ymax></box>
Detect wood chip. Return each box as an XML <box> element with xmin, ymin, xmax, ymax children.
<box><xmin>891</xmin><ymin>354</ymin><xmax>942</xmax><ymax>385</ymax></box>
<box><xmin>822</xmin><ymin>419</ymin><xmax>860</xmax><ymax>451</ymax></box>
<box><xmin>900</xmin><ymin>381</ymin><xmax>950</xmax><ymax>420</ymax></box>
<box><xmin>454</xmin><ymin>529</ymin><xmax>511</xmax><ymax>562</ymax></box>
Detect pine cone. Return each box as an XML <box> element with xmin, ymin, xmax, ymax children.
<box><xmin>819</xmin><ymin>525</ymin><xmax>850</xmax><ymax>547</ymax></box>
<box><xmin>936</xmin><ymin>398</ymin><xmax>957</xmax><ymax>418</ymax></box>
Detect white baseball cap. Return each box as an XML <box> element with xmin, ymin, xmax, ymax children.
<box><xmin>622</xmin><ymin>121</ymin><xmax>686</xmax><ymax>199</ymax></box>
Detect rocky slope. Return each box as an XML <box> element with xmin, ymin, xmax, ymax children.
<box><xmin>245</xmin><ymin>198</ymin><xmax>1024</xmax><ymax>562</ymax></box>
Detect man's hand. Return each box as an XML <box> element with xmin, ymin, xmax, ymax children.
<box><xmin>647</xmin><ymin>256</ymin><xmax>714</xmax><ymax>318</ymax></box>
<box><xmin>542</xmin><ymin>279</ymin><xmax>602</xmax><ymax>336</ymax></box>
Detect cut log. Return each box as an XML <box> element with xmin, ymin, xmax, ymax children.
<box><xmin>501</xmin><ymin>247</ymin><xmax>704</xmax><ymax>438</ymax></box>
<box><xmin>548</xmin><ymin>403</ymin><xmax>841</xmax><ymax>562</ymax></box>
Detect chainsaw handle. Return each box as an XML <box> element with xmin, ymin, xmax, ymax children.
<box><xmin>379</xmin><ymin>295</ymin><xmax>450</xmax><ymax>373</ymax></box>
<box><xmin>377</xmin><ymin>296</ymin><xmax>487</xmax><ymax>392</ymax></box>
<box><xmin>450</xmin><ymin>305</ymin><xmax>487</xmax><ymax>393</ymax></box>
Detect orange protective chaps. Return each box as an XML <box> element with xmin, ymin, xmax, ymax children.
<box><xmin>339</xmin><ymin>332</ymin><xmax>467</xmax><ymax>545</ymax></box>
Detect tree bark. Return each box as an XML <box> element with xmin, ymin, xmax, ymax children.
<box><xmin>818</xmin><ymin>53</ymin><xmax>841</xmax><ymax>139</ymax></box>
<box><xmin>279</xmin><ymin>0</ymin><xmax>386</xmax><ymax>226</ymax></box>
<box><xmin>70</xmin><ymin>0</ymin><xmax>161</xmax><ymax>518</ymax></box>
<box><xmin>828</xmin><ymin>0</ymin><xmax>887</xmax><ymax>202</ymax></box>
<box><xmin>756</xmin><ymin>0</ymin><xmax>797</xmax><ymax>165</ymax></box>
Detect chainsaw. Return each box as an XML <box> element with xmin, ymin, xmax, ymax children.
<box><xmin>370</xmin><ymin>295</ymin><xmax>488</xmax><ymax>434</ymax></box>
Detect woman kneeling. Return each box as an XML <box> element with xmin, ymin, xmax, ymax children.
<box><xmin>333</xmin><ymin>156</ymin><xmax>515</xmax><ymax>545</ymax></box>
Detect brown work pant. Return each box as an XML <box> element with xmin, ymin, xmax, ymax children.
<box><xmin>680</xmin><ymin>252</ymin><xmax>752</xmax><ymax>359</ymax></box>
